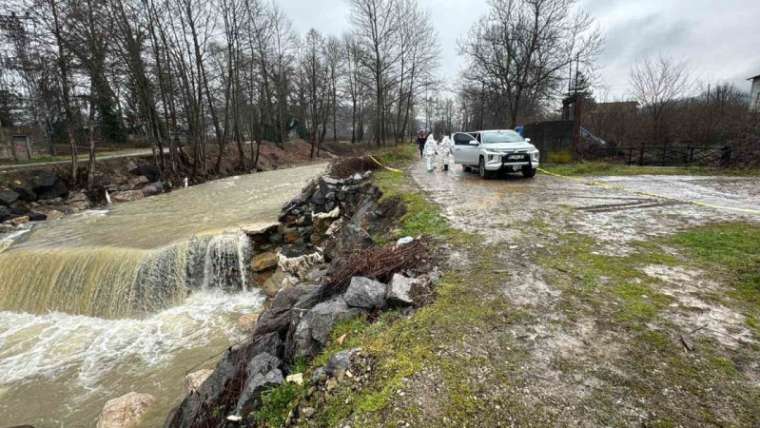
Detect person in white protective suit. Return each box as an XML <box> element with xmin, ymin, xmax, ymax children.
<box><xmin>423</xmin><ymin>134</ymin><xmax>437</xmax><ymax>172</ymax></box>
<box><xmin>437</xmin><ymin>136</ymin><xmax>453</xmax><ymax>171</ymax></box>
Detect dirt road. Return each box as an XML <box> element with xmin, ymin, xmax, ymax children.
<box><xmin>0</xmin><ymin>149</ymin><xmax>157</xmax><ymax>173</ymax></box>
<box><xmin>397</xmin><ymin>162</ymin><xmax>760</xmax><ymax>426</ymax></box>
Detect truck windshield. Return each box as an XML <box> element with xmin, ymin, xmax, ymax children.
<box><xmin>482</xmin><ymin>131</ymin><xmax>523</xmax><ymax>144</ymax></box>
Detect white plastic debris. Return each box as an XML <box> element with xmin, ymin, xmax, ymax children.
<box><xmin>396</xmin><ymin>236</ymin><xmax>414</xmax><ymax>246</ymax></box>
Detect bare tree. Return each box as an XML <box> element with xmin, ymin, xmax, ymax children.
<box><xmin>629</xmin><ymin>55</ymin><xmax>691</xmax><ymax>147</ymax></box>
<box><xmin>461</xmin><ymin>0</ymin><xmax>602</xmax><ymax>128</ymax></box>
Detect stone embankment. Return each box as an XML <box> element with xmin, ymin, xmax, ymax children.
<box><xmin>160</xmin><ymin>163</ymin><xmax>436</xmax><ymax>428</ymax></box>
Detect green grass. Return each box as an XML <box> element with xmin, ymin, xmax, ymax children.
<box><xmin>541</xmin><ymin>161</ymin><xmax>759</xmax><ymax>177</ymax></box>
<box><xmin>371</xmin><ymin>144</ymin><xmax>465</xmax><ymax>242</ymax></box>
<box><xmin>252</xmin><ymin>382</ymin><xmax>305</xmax><ymax>427</ymax></box>
<box><xmin>669</xmin><ymin>222</ymin><xmax>760</xmax><ymax>307</ymax></box>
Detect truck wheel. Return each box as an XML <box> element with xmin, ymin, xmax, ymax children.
<box><xmin>522</xmin><ymin>165</ymin><xmax>537</xmax><ymax>178</ymax></box>
<box><xmin>479</xmin><ymin>157</ymin><xmax>492</xmax><ymax>179</ymax></box>
<box><xmin>463</xmin><ymin>165</ymin><xmax>471</xmax><ymax>173</ymax></box>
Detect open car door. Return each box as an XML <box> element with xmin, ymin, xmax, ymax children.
<box><xmin>452</xmin><ymin>132</ymin><xmax>478</xmax><ymax>165</ymax></box>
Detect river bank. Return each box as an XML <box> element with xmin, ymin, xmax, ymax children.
<box><xmin>0</xmin><ymin>139</ymin><xmax>364</xmax><ymax>232</ymax></box>
<box><xmin>0</xmin><ymin>162</ymin><xmax>327</xmax><ymax>426</ymax></box>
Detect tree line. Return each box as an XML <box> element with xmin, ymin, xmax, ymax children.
<box><xmin>0</xmin><ymin>0</ymin><xmax>439</xmax><ymax>186</ymax></box>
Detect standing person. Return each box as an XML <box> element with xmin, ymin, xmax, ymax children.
<box><xmin>423</xmin><ymin>134</ymin><xmax>437</xmax><ymax>172</ymax></box>
<box><xmin>437</xmin><ymin>135</ymin><xmax>453</xmax><ymax>171</ymax></box>
<box><xmin>416</xmin><ymin>129</ymin><xmax>427</xmax><ymax>158</ymax></box>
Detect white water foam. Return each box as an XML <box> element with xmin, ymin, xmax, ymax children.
<box><xmin>0</xmin><ymin>289</ymin><xmax>265</xmax><ymax>388</ymax></box>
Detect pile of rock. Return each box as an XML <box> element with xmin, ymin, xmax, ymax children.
<box><xmin>277</xmin><ymin>171</ymin><xmax>378</xmax><ymax>248</ymax></box>
<box><xmin>0</xmin><ymin>170</ymin><xmax>74</xmax><ymax>226</ymax></box>
<box><xmin>166</xmin><ymin>272</ymin><xmax>427</xmax><ymax>426</ymax></box>
<box><xmin>165</xmin><ymin>169</ymin><xmax>436</xmax><ymax>427</ymax></box>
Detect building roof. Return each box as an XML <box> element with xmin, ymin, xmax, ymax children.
<box><xmin>749</xmin><ymin>74</ymin><xmax>760</xmax><ymax>81</ymax></box>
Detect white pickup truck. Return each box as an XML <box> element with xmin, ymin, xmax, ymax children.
<box><xmin>451</xmin><ymin>129</ymin><xmax>539</xmax><ymax>178</ymax></box>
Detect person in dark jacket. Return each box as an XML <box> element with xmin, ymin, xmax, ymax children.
<box><xmin>416</xmin><ymin>129</ymin><xmax>427</xmax><ymax>158</ymax></box>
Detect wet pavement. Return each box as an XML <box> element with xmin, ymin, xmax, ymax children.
<box><xmin>412</xmin><ymin>161</ymin><xmax>760</xmax><ymax>253</ymax></box>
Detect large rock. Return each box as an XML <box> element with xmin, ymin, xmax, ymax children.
<box><xmin>140</xmin><ymin>181</ymin><xmax>164</xmax><ymax>197</ymax></box>
<box><xmin>0</xmin><ymin>206</ymin><xmax>11</xmax><ymax>222</ymax></box>
<box><xmin>0</xmin><ymin>190</ymin><xmax>19</xmax><ymax>206</ymax></box>
<box><xmin>261</xmin><ymin>269</ymin><xmax>298</xmax><ymax>298</ymax></box>
<box><xmin>387</xmin><ymin>273</ymin><xmax>414</xmax><ymax>306</ymax></box>
<box><xmin>234</xmin><ymin>352</ymin><xmax>284</xmax><ymax>416</ymax></box>
<box><xmin>255</xmin><ymin>284</ymin><xmax>321</xmax><ymax>336</ymax></box>
<box><xmin>36</xmin><ymin>179</ymin><xmax>68</xmax><ymax>200</ymax></box>
<box><xmin>252</xmin><ymin>251</ymin><xmax>278</xmax><ymax>272</ymax></box>
<box><xmin>323</xmin><ymin>223</ymin><xmax>373</xmax><ymax>261</ymax></box>
<box><xmin>11</xmin><ymin>179</ymin><xmax>36</xmax><ymax>201</ymax></box>
<box><xmin>29</xmin><ymin>170</ymin><xmax>58</xmax><ymax>189</ymax></box>
<box><xmin>293</xmin><ymin>297</ymin><xmax>362</xmax><ymax>358</ymax></box>
<box><xmin>129</xmin><ymin>164</ymin><xmax>161</xmax><ymax>182</ymax></box>
<box><xmin>343</xmin><ymin>276</ymin><xmax>386</xmax><ymax>310</ymax></box>
<box><xmin>111</xmin><ymin>190</ymin><xmax>144</xmax><ymax>203</ymax></box>
<box><xmin>238</xmin><ymin>313</ymin><xmax>260</xmax><ymax>331</ymax></box>
<box><xmin>66</xmin><ymin>191</ymin><xmax>90</xmax><ymax>211</ymax></box>
<box><xmin>96</xmin><ymin>392</ymin><xmax>156</xmax><ymax>428</ymax></box>
<box><xmin>184</xmin><ymin>369</ymin><xmax>214</xmax><ymax>394</ymax></box>
<box><xmin>165</xmin><ymin>333</ymin><xmax>282</xmax><ymax>428</ymax></box>
<box><xmin>312</xmin><ymin>348</ymin><xmax>362</xmax><ymax>383</ymax></box>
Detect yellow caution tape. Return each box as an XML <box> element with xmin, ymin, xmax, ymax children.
<box><xmin>368</xmin><ymin>155</ymin><xmax>404</xmax><ymax>173</ymax></box>
<box><xmin>537</xmin><ymin>167</ymin><xmax>760</xmax><ymax>216</ymax></box>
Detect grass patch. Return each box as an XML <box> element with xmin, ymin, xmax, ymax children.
<box><xmin>252</xmin><ymin>382</ymin><xmax>305</xmax><ymax>427</ymax></box>
<box><xmin>539</xmin><ymin>232</ymin><xmax>676</xmax><ymax>325</ymax></box>
<box><xmin>670</xmin><ymin>222</ymin><xmax>760</xmax><ymax>306</ymax></box>
<box><xmin>541</xmin><ymin>161</ymin><xmax>759</xmax><ymax>177</ymax></box>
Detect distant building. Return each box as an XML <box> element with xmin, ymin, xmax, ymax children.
<box><xmin>750</xmin><ymin>74</ymin><xmax>760</xmax><ymax>112</ymax></box>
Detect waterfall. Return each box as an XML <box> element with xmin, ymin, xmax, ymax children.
<box><xmin>0</xmin><ymin>231</ymin><xmax>253</xmax><ymax>319</ymax></box>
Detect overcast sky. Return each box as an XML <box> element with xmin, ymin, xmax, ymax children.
<box><xmin>278</xmin><ymin>0</ymin><xmax>760</xmax><ymax>100</ymax></box>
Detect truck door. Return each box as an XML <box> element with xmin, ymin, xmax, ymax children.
<box><xmin>452</xmin><ymin>132</ymin><xmax>478</xmax><ymax>165</ymax></box>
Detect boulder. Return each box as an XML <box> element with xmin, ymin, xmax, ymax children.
<box><xmin>343</xmin><ymin>276</ymin><xmax>386</xmax><ymax>310</ymax></box>
<box><xmin>261</xmin><ymin>269</ymin><xmax>298</xmax><ymax>298</ymax></box>
<box><xmin>29</xmin><ymin>170</ymin><xmax>58</xmax><ymax>189</ymax></box>
<box><xmin>127</xmin><ymin>175</ymin><xmax>150</xmax><ymax>189</ymax></box>
<box><xmin>43</xmin><ymin>209</ymin><xmax>65</xmax><ymax>221</ymax></box>
<box><xmin>129</xmin><ymin>164</ymin><xmax>160</xmax><ymax>182</ymax></box>
<box><xmin>11</xmin><ymin>179</ymin><xmax>36</xmax><ymax>202</ymax></box>
<box><xmin>237</xmin><ymin>313</ymin><xmax>260</xmax><ymax>331</ymax></box>
<box><xmin>387</xmin><ymin>273</ymin><xmax>414</xmax><ymax>306</ymax></box>
<box><xmin>251</xmin><ymin>251</ymin><xmax>278</xmax><ymax>272</ymax></box>
<box><xmin>0</xmin><ymin>190</ymin><xmax>19</xmax><ymax>206</ymax></box>
<box><xmin>326</xmin><ymin>348</ymin><xmax>361</xmax><ymax>379</ymax></box>
<box><xmin>234</xmin><ymin>352</ymin><xmax>284</xmax><ymax>415</ymax></box>
<box><xmin>293</xmin><ymin>297</ymin><xmax>362</xmax><ymax>358</ymax></box>
<box><xmin>27</xmin><ymin>211</ymin><xmax>47</xmax><ymax>222</ymax></box>
<box><xmin>36</xmin><ymin>179</ymin><xmax>68</xmax><ymax>200</ymax></box>
<box><xmin>8</xmin><ymin>216</ymin><xmax>30</xmax><ymax>227</ymax></box>
<box><xmin>323</xmin><ymin>223</ymin><xmax>373</xmax><ymax>261</ymax></box>
<box><xmin>184</xmin><ymin>369</ymin><xmax>214</xmax><ymax>394</ymax></box>
<box><xmin>96</xmin><ymin>392</ymin><xmax>156</xmax><ymax>428</ymax></box>
<box><xmin>66</xmin><ymin>191</ymin><xmax>91</xmax><ymax>211</ymax></box>
<box><xmin>0</xmin><ymin>206</ymin><xmax>11</xmax><ymax>222</ymax></box>
<box><xmin>254</xmin><ymin>284</ymin><xmax>321</xmax><ymax>336</ymax></box>
<box><xmin>111</xmin><ymin>190</ymin><xmax>144</xmax><ymax>203</ymax></box>
<box><xmin>140</xmin><ymin>181</ymin><xmax>164</xmax><ymax>197</ymax></box>
<box><xmin>165</xmin><ymin>333</ymin><xmax>283</xmax><ymax>428</ymax></box>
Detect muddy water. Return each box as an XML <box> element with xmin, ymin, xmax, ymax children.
<box><xmin>0</xmin><ymin>163</ymin><xmax>326</xmax><ymax>427</ymax></box>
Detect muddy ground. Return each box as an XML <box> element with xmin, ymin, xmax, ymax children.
<box><xmin>376</xmin><ymin>162</ymin><xmax>760</xmax><ymax>426</ymax></box>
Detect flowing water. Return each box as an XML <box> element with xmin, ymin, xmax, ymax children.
<box><xmin>0</xmin><ymin>163</ymin><xmax>325</xmax><ymax>427</ymax></box>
